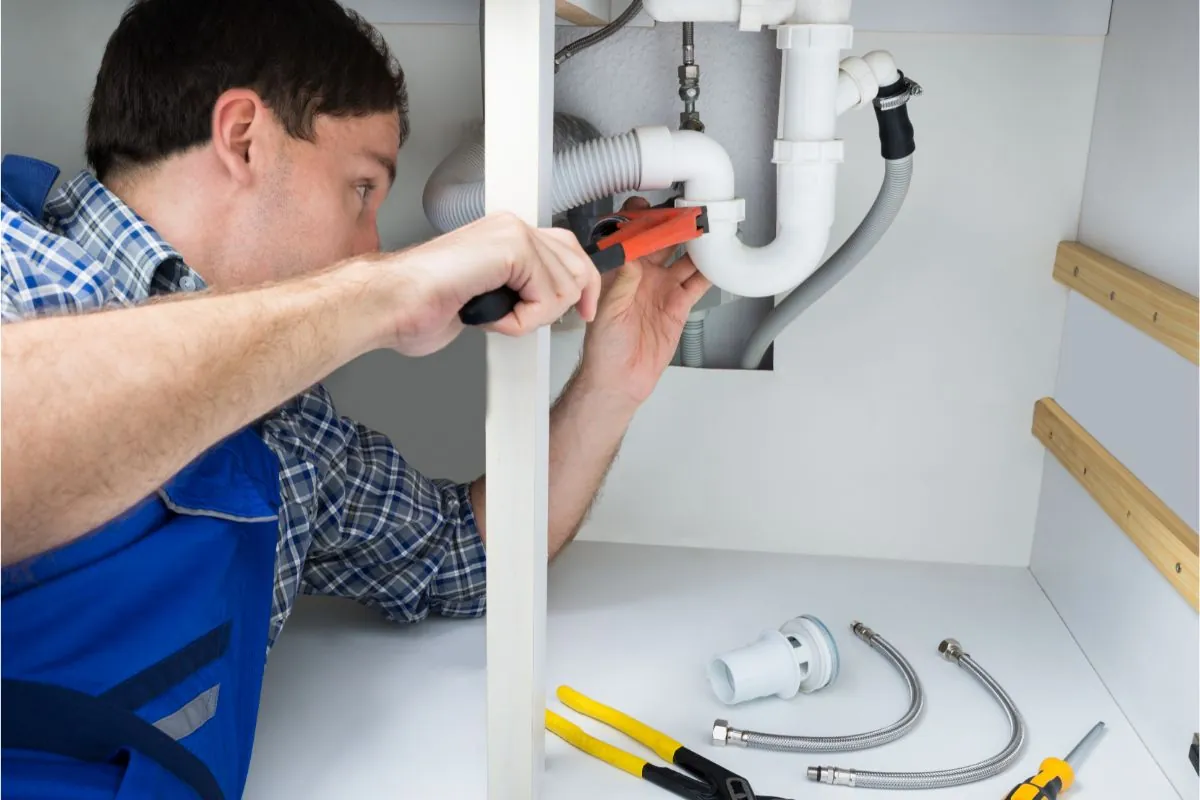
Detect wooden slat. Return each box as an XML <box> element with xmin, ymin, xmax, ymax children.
<box><xmin>1033</xmin><ymin>398</ymin><xmax>1199</xmax><ymax>610</ymax></box>
<box><xmin>555</xmin><ymin>0</ymin><xmax>607</xmax><ymax>25</ymax></box>
<box><xmin>1053</xmin><ymin>241</ymin><xmax>1199</xmax><ymax>365</ymax></box>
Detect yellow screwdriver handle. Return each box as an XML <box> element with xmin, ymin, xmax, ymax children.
<box><xmin>1005</xmin><ymin>757</ymin><xmax>1075</xmax><ymax>800</ymax></box>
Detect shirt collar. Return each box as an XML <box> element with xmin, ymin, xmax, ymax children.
<box><xmin>45</xmin><ymin>171</ymin><xmax>207</xmax><ymax>296</ymax></box>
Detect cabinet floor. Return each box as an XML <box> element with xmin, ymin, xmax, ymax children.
<box><xmin>244</xmin><ymin>541</ymin><xmax>1176</xmax><ymax>799</ymax></box>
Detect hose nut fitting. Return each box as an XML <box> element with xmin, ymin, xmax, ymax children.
<box><xmin>712</xmin><ymin>720</ymin><xmax>748</xmax><ymax>747</ymax></box>
<box><xmin>807</xmin><ymin>766</ymin><xmax>857</xmax><ymax>786</ymax></box>
<box><xmin>938</xmin><ymin>638</ymin><xmax>964</xmax><ymax>662</ymax></box>
<box><xmin>851</xmin><ymin>621</ymin><xmax>875</xmax><ymax>641</ymax></box>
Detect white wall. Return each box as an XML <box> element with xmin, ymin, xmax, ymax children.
<box><xmin>1030</xmin><ymin>0</ymin><xmax>1200</xmax><ymax>795</ymax></box>
<box><xmin>554</xmin><ymin>26</ymin><xmax>1104</xmax><ymax>567</ymax></box>
<box><xmin>1074</xmin><ymin>0</ymin><xmax>1199</xmax><ymax>296</ymax></box>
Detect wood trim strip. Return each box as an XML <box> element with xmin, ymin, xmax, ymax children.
<box><xmin>555</xmin><ymin>0</ymin><xmax>607</xmax><ymax>25</ymax></box>
<box><xmin>1033</xmin><ymin>398</ymin><xmax>1199</xmax><ymax>611</ymax></box>
<box><xmin>1053</xmin><ymin>241</ymin><xmax>1199</xmax><ymax>365</ymax></box>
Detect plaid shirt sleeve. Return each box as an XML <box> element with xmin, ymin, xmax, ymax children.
<box><xmin>259</xmin><ymin>385</ymin><xmax>487</xmax><ymax>628</ymax></box>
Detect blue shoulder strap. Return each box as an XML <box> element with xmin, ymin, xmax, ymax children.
<box><xmin>1</xmin><ymin>154</ymin><xmax>61</xmax><ymax>219</ymax></box>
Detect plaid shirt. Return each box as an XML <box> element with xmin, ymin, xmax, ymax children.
<box><xmin>1</xmin><ymin>170</ymin><xmax>487</xmax><ymax>646</ymax></box>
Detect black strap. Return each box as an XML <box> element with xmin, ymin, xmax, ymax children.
<box><xmin>2</xmin><ymin>678</ymin><xmax>224</xmax><ymax>800</ymax></box>
<box><xmin>99</xmin><ymin>622</ymin><xmax>230</xmax><ymax>710</ymax></box>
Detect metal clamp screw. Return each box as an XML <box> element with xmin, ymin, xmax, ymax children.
<box><xmin>874</xmin><ymin>76</ymin><xmax>923</xmax><ymax>111</ymax></box>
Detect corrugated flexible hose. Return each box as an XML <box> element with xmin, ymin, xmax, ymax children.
<box><xmin>423</xmin><ymin>132</ymin><xmax>642</xmax><ymax>234</ymax></box>
<box><xmin>808</xmin><ymin>639</ymin><xmax>1026</xmax><ymax>790</ymax></box>
<box><xmin>718</xmin><ymin>622</ymin><xmax>923</xmax><ymax>753</ymax></box>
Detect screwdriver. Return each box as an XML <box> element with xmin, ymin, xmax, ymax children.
<box><xmin>1004</xmin><ymin>722</ymin><xmax>1105</xmax><ymax>799</ymax></box>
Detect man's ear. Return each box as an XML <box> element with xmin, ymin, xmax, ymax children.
<box><xmin>210</xmin><ymin>89</ymin><xmax>268</xmax><ymax>185</ymax></box>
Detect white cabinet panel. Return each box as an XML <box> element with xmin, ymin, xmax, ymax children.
<box><xmin>481</xmin><ymin>2</ymin><xmax>556</xmax><ymax>799</ymax></box>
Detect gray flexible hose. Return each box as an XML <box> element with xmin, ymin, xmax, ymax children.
<box><xmin>423</xmin><ymin>131</ymin><xmax>641</xmax><ymax>234</ymax></box>
<box><xmin>554</xmin><ymin>0</ymin><xmax>644</xmax><ymax>70</ymax></box>
<box><xmin>717</xmin><ymin>623</ymin><xmax>923</xmax><ymax>753</ymax></box>
<box><xmin>681</xmin><ymin>315</ymin><xmax>706</xmax><ymax>367</ymax></box>
<box><xmin>739</xmin><ymin>156</ymin><xmax>913</xmax><ymax>369</ymax></box>
<box><xmin>808</xmin><ymin>639</ymin><xmax>1026</xmax><ymax>790</ymax></box>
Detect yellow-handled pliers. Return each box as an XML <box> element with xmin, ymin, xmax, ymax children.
<box><xmin>545</xmin><ymin>685</ymin><xmax>791</xmax><ymax>800</ymax></box>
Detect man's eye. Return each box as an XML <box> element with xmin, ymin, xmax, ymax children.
<box><xmin>356</xmin><ymin>184</ymin><xmax>374</xmax><ymax>203</ymax></box>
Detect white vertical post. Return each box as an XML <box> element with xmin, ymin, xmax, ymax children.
<box><xmin>483</xmin><ymin>1</ymin><xmax>553</xmax><ymax>800</ymax></box>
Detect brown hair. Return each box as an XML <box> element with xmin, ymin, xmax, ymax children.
<box><xmin>85</xmin><ymin>0</ymin><xmax>409</xmax><ymax>180</ymax></box>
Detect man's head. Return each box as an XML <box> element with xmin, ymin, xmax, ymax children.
<box><xmin>87</xmin><ymin>0</ymin><xmax>408</xmax><ymax>287</ymax></box>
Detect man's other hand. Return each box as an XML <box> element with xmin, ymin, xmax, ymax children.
<box><xmin>576</xmin><ymin>196</ymin><xmax>713</xmax><ymax>406</ymax></box>
<box><xmin>353</xmin><ymin>211</ymin><xmax>602</xmax><ymax>357</ymax></box>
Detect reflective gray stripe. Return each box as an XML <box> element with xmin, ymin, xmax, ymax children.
<box><xmin>156</xmin><ymin>489</ymin><xmax>278</xmax><ymax>524</ymax></box>
<box><xmin>153</xmin><ymin>685</ymin><xmax>219</xmax><ymax>740</ymax></box>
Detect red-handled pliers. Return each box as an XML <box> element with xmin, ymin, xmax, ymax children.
<box><xmin>459</xmin><ymin>205</ymin><xmax>709</xmax><ymax>326</ymax></box>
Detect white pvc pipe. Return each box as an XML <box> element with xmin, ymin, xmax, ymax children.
<box><xmin>633</xmin><ymin>22</ymin><xmax>853</xmax><ymax>298</ymax></box>
<box><xmin>643</xmin><ymin>0</ymin><xmax>739</xmax><ymax>20</ymax></box>
<box><xmin>422</xmin><ymin>8</ymin><xmax>901</xmax><ymax>300</ymax></box>
<box><xmin>641</xmin><ymin>0</ymin><xmax>851</xmax><ymax>27</ymax></box>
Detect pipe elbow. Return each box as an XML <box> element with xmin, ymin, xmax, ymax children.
<box><xmin>836</xmin><ymin>51</ymin><xmax>900</xmax><ymax>114</ymax></box>
<box><xmin>635</xmin><ymin>127</ymin><xmax>735</xmax><ymax>198</ymax></box>
<box><xmin>635</xmin><ymin>127</ymin><xmax>838</xmax><ymax>298</ymax></box>
<box><xmin>686</xmin><ymin>224</ymin><xmax>830</xmax><ymax>298</ymax></box>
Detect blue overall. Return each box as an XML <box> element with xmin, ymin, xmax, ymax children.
<box><xmin>1</xmin><ymin>156</ymin><xmax>283</xmax><ymax>799</ymax></box>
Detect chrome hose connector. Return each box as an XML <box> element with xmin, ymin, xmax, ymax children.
<box><xmin>851</xmin><ymin>621</ymin><xmax>875</xmax><ymax>642</ymax></box>
<box><xmin>712</xmin><ymin>719</ymin><xmax>748</xmax><ymax>747</ymax></box>
<box><xmin>938</xmin><ymin>638</ymin><xmax>964</xmax><ymax>663</ymax></box>
<box><xmin>808</xmin><ymin>766</ymin><xmax>857</xmax><ymax>786</ymax></box>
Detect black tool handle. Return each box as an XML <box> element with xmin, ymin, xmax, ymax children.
<box><xmin>459</xmin><ymin>244</ymin><xmax>625</xmax><ymax>326</ymax></box>
<box><xmin>459</xmin><ymin>286</ymin><xmax>521</xmax><ymax>325</ymax></box>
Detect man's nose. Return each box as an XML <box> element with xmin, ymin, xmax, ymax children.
<box><xmin>353</xmin><ymin>223</ymin><xmax>381</xmax><ymax>256</ymax></box>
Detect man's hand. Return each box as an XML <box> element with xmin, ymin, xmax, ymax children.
<box><xmin>577</xmin><ymin>197</ymin><xmax>713</xmax><ymax>405</ymax></box>
<box><xmin>355</xmin><ymin>211</ymin><xmax>601</xmax><ymax>357</ymax></box>
<box><xmin>484</xmin><ymin>197</ymin><xmax>714</xmax><ymax>559</ymax></box>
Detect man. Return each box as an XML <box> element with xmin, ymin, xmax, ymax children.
<box><xmin>0</xmin><ymin>1</ymin><xmax>710</xmax><ymax>797</ymax></box>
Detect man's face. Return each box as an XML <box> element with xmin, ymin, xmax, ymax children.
<box><xmin>240</xmin><ymin>111</ymin><xmax>400</xmax><ymax>282</ymax></box>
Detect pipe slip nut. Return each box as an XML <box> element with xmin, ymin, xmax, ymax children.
<box><xmin>773</xmin><ymin>139</ymin><xmax>845</xmax><ymax>165</ymax></box>
<box><xmin>676</xmin><ymin>196</ymin><xmax>745</xmax><ymax>224</ymax></box>
<box><xmin>774</xmin><ymin>23</ymin><xmax>854</xmax><ymax>50</ymax></box>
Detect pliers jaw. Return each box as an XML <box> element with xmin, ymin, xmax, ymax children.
<box><xmin>585</xmin><ymin>205</ymin><xmax>710</xmax><ymax>272</ymax></box>
<box><xmin>667</xmin><ymin>748</ymin><xmax>764</xmax><ymax>800</ymax></box>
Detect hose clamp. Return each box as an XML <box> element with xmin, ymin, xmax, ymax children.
<box><xmin>874</xmin><ymin>76</ymin><xmax>923</xmax><ymax>111</ymax></box>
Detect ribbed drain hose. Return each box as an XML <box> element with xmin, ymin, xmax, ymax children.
<box><xmin>423</xmin><ymin>133</ymin><xmax>642</xmax><ymax>234</ymax></box>
<box><xmin>717</xmin><ymin>622</ymin><xmax>923</xmax><ymax>753</ymax></box>
<box><xmin>681</xmin><ymin>315</ymin><xmax>706</xmax><ymax>367</ymax></box>
<box><xmin>808</xmin><ymin>638</ymin><xmax>1026</xmax><ymax>790</ymax></box>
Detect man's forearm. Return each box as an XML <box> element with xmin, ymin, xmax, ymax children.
<box><xmin>469</xmin><ymin>363</ymin><xmax>639</xmax><ymax>559</ymax></box>
<box><xmin>1</xmin><ymin>262</ymin><xmax>389</xmax><ymax>564</ymax></box>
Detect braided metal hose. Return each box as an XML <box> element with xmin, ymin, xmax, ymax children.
<box><xmin>714</xmin><ymin>622</ymin><xmax>923</xmax><ymax>753</ymax></box>
<box><xmin>808</xmin><ymin>638</ymin><xmax>1026</xmax><ymax>790</ymax></box>
<box><xmin>554</xmin><ymin>0</ymin><xmax>644</xmax><ymax>70</ymax></box>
